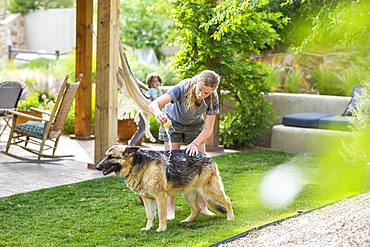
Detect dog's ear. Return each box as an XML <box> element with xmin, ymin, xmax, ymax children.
<box><xmin>125</xmin><ymin>146</ymin><xmax>140</xmax><ymax>154</ymax></box>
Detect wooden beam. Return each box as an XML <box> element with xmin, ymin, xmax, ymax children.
<box><xmin>95</xmin><ymin>0</ymin><xmax>119</xmax><ymax>163</ymax></box>
<box><xmin>75</xmin><ymin>0</ymin><xmax>93</xmax><ymax>139</ymax></box>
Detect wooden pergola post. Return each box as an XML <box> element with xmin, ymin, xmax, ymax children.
<box><xmin>94</xmin><ymin>0</ymin><xmax>120</xmax><ymax>163</ymax></box>
<box><xmin>74</xmin><ymin>0</ymin><xmax>93</xmax><ymax>140</ymax></box>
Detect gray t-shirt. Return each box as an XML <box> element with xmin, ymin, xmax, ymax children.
<box><xmin>164</xmin><ymin>79</ymin><xmax>219</xmax><ymax>126</ymax></box>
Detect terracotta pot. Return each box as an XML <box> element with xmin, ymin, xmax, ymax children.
<box><xmin>15</xmin><ymin>109</ymin><xmax>43</xmax><ymax>125</ymax></box>
<box><xmin>117</xmin><ymin>119</ymin><xmax>141</xmax><ymax>144</ymax></box>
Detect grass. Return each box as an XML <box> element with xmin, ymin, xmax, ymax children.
<box><xmin>0</xmin><ymin>150</ymin><xmax>364</xmax><ymax>246</ymax></box>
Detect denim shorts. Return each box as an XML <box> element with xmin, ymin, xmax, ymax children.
<box><xmin>159</xmin><ymin>121</ymin><xmax>203</xmax><ymax>144</ymax></box>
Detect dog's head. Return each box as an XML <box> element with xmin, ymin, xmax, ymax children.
<box><xmin>96</xmin><ymin>145</ymin><xmax>140</xmax><ymax>177</ymax></box>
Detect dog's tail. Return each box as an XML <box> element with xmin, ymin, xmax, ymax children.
<box><xmin>207</xmin><ymin>200</ymin><xmax>227</xmax><ymax>214</ymax></box>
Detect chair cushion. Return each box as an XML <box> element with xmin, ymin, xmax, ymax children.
<box><xmin>283</xmin><ymin>112</ymin><xmax>333</xmax><ymax>128</ymax></box>
<box><xmin>318</xmin><ymin>116</ymin><xmax>352</xmax><ymax>131</ymax></box>
<box><xmin>343</xmin><ymin>86</ymin><xmax>363</xmax><ymax>116</ymax></box>
<box><xmin>15</xmin><ymin>121</ymin><xmax>45</xmax><ymax>139</ymax></box>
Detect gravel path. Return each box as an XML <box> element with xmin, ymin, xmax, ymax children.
<box><xmin>220</xmin><ymin>192</ymin><xmax>370</xmax><ymax>247</ymax></box>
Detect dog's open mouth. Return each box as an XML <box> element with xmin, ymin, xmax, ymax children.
<box><xmin>102</xmin><ymin>165</ymin><xmax>120</xmax><ymax>176</ymax></box>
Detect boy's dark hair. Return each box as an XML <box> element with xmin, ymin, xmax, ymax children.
<box><xmin>146</xmin><ymin>72</ymin><xmax>162</xmax><ymax>88</ymax></box>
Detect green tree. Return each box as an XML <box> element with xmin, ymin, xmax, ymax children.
<box><xmin>165</xmin><ymin>0</ymin><xmax>288</xmax><ymax>147</ymax></box>
<box><xmin>120</xmin><ymin>0</ymin><xmax>168</xmax><ymax>52</ymax></box>
<box><xmin>263</xmin><ymin>0</ymin><xmax>334</xmax><ymax>49</ymax></box>
<box><xmin>297</xmin><ymin>0</ymin><xmax>370</xmax><ymax>52</ymax></box>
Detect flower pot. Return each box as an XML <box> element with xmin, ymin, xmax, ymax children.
<box><xmin>117</xmin><ymin>119</ymin><xmax>142</xmax><ymax>144</ymax></box>
<box><xmin>15</xmin><ymin>109</ymin><xmax>43</xmax><ymax>125</ymax></box>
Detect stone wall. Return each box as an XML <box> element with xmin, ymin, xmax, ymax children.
<box><xmin>0</xmin><ymin>14</ymin><xmax>25</xmax><ymax>61</ymax></box>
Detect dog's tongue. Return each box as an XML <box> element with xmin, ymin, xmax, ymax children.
<box><xmin>103</xmin><ymin>166</ymin><xmax>116</xmax><ymax>176</ymax></box>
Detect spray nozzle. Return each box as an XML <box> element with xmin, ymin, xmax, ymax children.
<box><xmin>163</xmin><ymin>118</ymin><xmax>171</xmax><ymax>129</ymax></box>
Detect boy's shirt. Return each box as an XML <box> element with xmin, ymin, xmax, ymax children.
<box><xmin>148</xmin><ymin>88</ymin><xmax>162</xmax><ymax>99</ymax></box>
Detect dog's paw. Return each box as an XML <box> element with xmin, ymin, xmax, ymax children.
<box><xmin>227</xmin><ymin>214</ymin><xmax>235</xmax><ymax>220</ymax></box>
<box><xmin>156</xmin><ymin>226</ymin><xmax>167</xmax><ymax>232</ymax></box>
<box><xmin>141</xmin><ymin>226</ymin><xmax>152</xmax><ymax>231</ymax></box>
<box><xmin>200</xmin><ymin>208</ymin><xmax>215</xmax><ymax>216</ymax></box>
<box><xmin>180</xmin><ymin>219</ymin><xmax>191</xmax><ymax>223</ymax></box>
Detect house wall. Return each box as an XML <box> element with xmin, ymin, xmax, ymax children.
<box><xmin>24</xmin><ymin>8</ymin><xmax>76</xmax><ymax>53</ymax></box>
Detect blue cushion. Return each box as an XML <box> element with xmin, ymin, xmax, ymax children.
<box><xmin>343</xmin><ymin>86</ymin><xmax>363</xmax><ymax>116</ymax></box>
<box><xmin>15</xmin><ymin>121</ymin><xmax>45</xmax><ymax>139</ymax></box>
<box><xmin>318</xmin><ymin>116</ymin><xmax>352</xmax><ymax>131</ymax></box>
<box><xmin>283</xmin><ymin>112</ymin><xmax>333</xmax><ymax>128</ymax></box>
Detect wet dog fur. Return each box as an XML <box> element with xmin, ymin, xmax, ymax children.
<box><xmin>96</xmin><ymin>145</ymin><xmax>234</xmax><ymax>232</ymax></box>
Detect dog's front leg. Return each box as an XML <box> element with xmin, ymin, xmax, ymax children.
<box><xmin>141</xmin><ymin>197</ymin><xmax>156</xmax><ymax>231</ymax></box>
<box><xmin>155</xmin><ymin>193</ymin><xmax>167</xmax><ymax>232</ymax></box>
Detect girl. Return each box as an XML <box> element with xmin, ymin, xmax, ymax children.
<box><xmin>149</xmin><ymin>70</ymin><xmax>220</xmax><ymax>220</ymax></box>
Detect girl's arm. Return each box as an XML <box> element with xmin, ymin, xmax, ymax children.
<box><xmin>148</xmin><ymin>93</ymin><xmax>172</xmax><ymax>125</ymax></box>
<box><xmin>186</xmin><ymin>114</ymin><xmax>216</xmax><ymax>156</ymax></box>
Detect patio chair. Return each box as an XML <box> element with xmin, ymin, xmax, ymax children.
<box><xmin>4</xmin><ymin>75</ymin><xmax>81</xmax><ymax>160</ymax></box>
<box><xmin>0</xmin><ymin>81</ymin><xmax>24</xmax><ymax>137</ymax></box>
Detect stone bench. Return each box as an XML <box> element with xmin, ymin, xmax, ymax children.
<box><xmin>263</xmin><ymin>93</ymin><xmax>352</xmax><ymax>154</ymax></box>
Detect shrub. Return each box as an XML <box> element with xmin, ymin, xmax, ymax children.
<box><xmin>63</xmin><ymin>102</ymin><xmax>75</xmax><ymax>134</ymax></box>
<box><xmin>283</xmin><ymin>68</ymin><xmax>301</xmax><ymax>93</ymax></box>
<box><xmin>311</xmin><ymin>65</ymin><xmax>346</xmax><ymax>96</ymax></box>
<box><xmin>17</xmin><ymin>91</ymin><xmax>44</xmax><ymax>110</ymax></box>
<box><xmin>8</xmin><ymin>0</ymin><xmax>74</xmax><ymax>14</ymax></box>
<box><xmin>267</xmin><ymin>66</ymin><xmax>283</xmax><ymax>92</ymax></box>
<box><xmin>220</xmin><ymin>60</ymin><xmax>275</xmax><ymax>148</ymax></box>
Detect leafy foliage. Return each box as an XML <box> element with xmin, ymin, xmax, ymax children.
<box><xmin>8</xmin><ymin>0</ymin><xmax>74</xmax><ymax>14</ymax></box>
<box><xmin>262</xmin><ymin>0</ymin><xmax>332</xmax><ymax>49</ymax></box>
<box><xmin>272</xmin><ymin>0</ymin><xmax>370</xmax><ymax>52</ymax></box>
<box><xmin>120</xmin><ymin>0</ymin><xmax>169</xmax><ymax>52</ymax></box>
<box><xmin>165</xmin><ymin>0</ymin><xmax>288</xmax><ymax>147</ymax></box>
<box><xmin>129</xmin><ymin>58</ymin><xmax>180</xmax><ymax>86</ymax></box>
<box><xmin>311</xmin><ymin>65</ymin><xmax>346</xmax><ymax>96</ymax></box>
<box><xmin>220</xmin><ymin>60</ymin><xmax>275</xmax><ymax>148</ymax></box>
<box><xmin>299</xmin><ymin>1</ymin><xmax>370</xmax><ymax>51</ymax></box>
<box><xmin>17</xmin><ymin>91</ymin><xmax>55</xmax><ymax>111</ymax></box>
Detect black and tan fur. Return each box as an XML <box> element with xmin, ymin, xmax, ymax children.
<box><xmin>96</xmin><ymin>145</ymin><xmax>234</xmax><ymax>232</ymax></box>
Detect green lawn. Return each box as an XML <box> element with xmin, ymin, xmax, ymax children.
<box><xmin>0</xmin><ymin>150</ymin><xmax>363</xmax><ymax>246</ymax></box>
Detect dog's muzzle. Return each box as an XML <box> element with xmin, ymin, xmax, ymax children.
<box><xmin>96</xmin><ymin>161</ymin><xmax>122</xmax><ymax>176</ymax></box>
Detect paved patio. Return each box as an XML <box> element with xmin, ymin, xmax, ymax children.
<box><xmin>0</xmin><ymin>133</ymin><xmax>237</xmax><ymax>199</ymax></box>
<box><xmin>0</xmin><ymin>135</ymin><xmax>101</xmax><ymax>198</ymax></box>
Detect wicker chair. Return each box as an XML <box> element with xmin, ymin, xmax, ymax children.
<box><xmin>4</xmin><ymin>75</ymin><xmax>81</xmax><ymax>159</ymax></box>
<box><xmin>0</xmin><ymin>81</ymin><xmax>24</xmax><ymax>137</ymax></box>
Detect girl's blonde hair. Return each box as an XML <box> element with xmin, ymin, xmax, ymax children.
<box><xmin>146</xmin><ymin>72</ymin><xmax>162</xmax><ymax>88</ymax></box>
<box><xmin>184</xmin><ymin>70</ymin><xmax>220</xmax><ymax>112</ymax></box>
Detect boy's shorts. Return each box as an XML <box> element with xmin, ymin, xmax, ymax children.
<box><xmin>159</xmin><ymin>121</ymin><xmax>203</xmax><ymax>144</ymax></box>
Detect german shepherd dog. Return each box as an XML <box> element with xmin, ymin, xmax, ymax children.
<box><xmin>96</xmin><ymin>145</ymin><xmax>234</xmax><ymax>232</ymax></box>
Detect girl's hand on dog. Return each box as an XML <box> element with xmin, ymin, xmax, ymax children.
<box><xmin>186</xmin><ymin>142</ymin><xmax>199</xmax><ymax>156</ymax></box>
